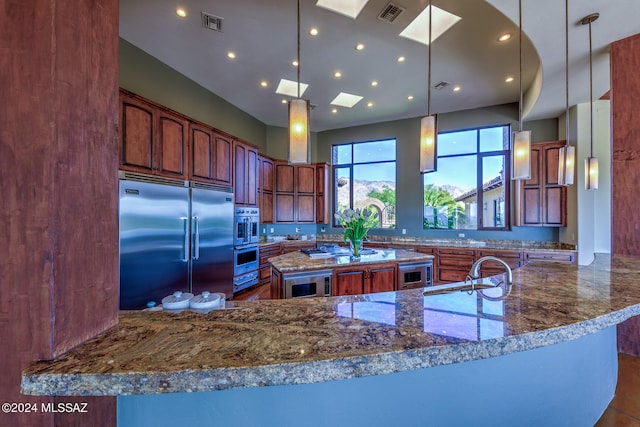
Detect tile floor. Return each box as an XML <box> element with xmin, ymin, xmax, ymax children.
<box><xmin>236</xmin><ymin>283</ymin><xmax>640</xmax><ymax>426</ymax></box>
<box><xmin>596</xmin><ymin>353</ymin><xmax>640</xmax><ymax>426</ymax></box>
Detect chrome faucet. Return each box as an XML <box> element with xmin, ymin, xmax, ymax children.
<box><xmin>468</xmin><ymin>256</ymin><xmax>513</xmax><ymax>286</ymax></box>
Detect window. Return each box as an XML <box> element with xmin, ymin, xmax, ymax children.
<box><xmin>333</xmin><ymin>139</ymin><xmax>396</xmax><ymax>228</ymax></box>
<box><xmin>423</xmin><ymin>125</ymin><xmax>510</xmax><ymax>230</ymax></box>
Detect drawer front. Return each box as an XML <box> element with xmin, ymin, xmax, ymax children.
<box><xmin>417</xmin><ymin>247</ymin><xmax>436</xmax><ymax>254</ymax></box>
<box><xmin>438</xmin><ymin>248</ymin><xmax>475</xmax><ymax>257</ymax></box>
<box><xmin>525</xmin><ymin>251</ymin><xmax>575</xmax><ymax>264</ymax></box>
<box><xmin>259</xmin><ymin>265</ymin><xmax>271</xmax><ymax>280</ymax></box>
<box><xmin>438</xmin><ymin>269</ymin><xmax>470</xmax><ymax>283</ymax></box>
<box><xmin>438</xmin><ymin>256</ymin><xmax>474</xmax><ymax>269</ymax></box>
<box><xmin>477</xmin><ymin>250</ymin><xmax>522</xmax><ymax>260</ymax></box>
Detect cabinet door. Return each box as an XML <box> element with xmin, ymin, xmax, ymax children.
<box><xmin>296</xmin><ymin>165</ymin><xmax>315</xmax><ymax>194</ymax></box>
<box><xmin>543</xmin><ymin>144</ymin><xmax>566</xmax><ymax>226</ymax></box>
<box><xmin>261</xmin><ymin>191</ymin><xmax>273</xmax><ymax>223</ymax></box>
<box><xmin>276</xmin><ymin>163</ymin><xmax>294</xmax><ymax>193</ymax></box>
<box><xmin>190</xmin><ymin>124</ymin><xmax>213</xmax><ymax>181</ymax></box>
<box><xmin>120</xmin><ymin>95</ymin><xmax>154</xmax><ymax>173</ymax></box>
<box><xmin>275</xmin><ymin>194</ymin><xmax>294</xmax><ymax>222</ymax></box>
<box><xmin>156</xmin><ymin>111</ymin><xmax>187</xmax><ymax>178</ymax></box>
<box><xmin>213</xmin><ymin>133</ymin><xmax>232</xmax><ymax>186</ymax></box>
<box><xmin>246</xmin><ymin>147</ymin><xmax>258</xmax><ymax>206</ymax></box>
<box><xmin>261</xmin><ymin>157</ymin><xmax>274</xmax><ymax>192</ymax></box>
<box><xmin>334</xmin><ymin>269</ymin><xmax>365</xmax><ymax>296</ymax></box>
<box><xmin>316</xmin><ymin>163</ymin><xmax>328</xmax><ymax>224</ymax></box>
<box><xmin>234</xmin><ymin>142</ymin><xmax>247</xmax><ymax>204</ymax></box>
<box><xmin>366</xmin><ymin>265</ymin><xmax>396</xmax><ymax>293</ymax></box>
<box><xmin>296</xmin><ymin>194</ymin><xmax>315</xmax><ymax>223</ymax></box>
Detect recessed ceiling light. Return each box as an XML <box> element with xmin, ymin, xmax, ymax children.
<box><xmin>227</xmin><ymin>52</ymin><xmax>236</xmax><ymax>60</ymax></box>
<box><xmin>355</xmin><ymin>43</ymin><xmax>365</xmax><ymax>51</ymax></box>
<box><xmin>331</xmin><ymin>92</ymin><xmax>363</xmax><ymax>108</ymax></box>
<box><xmin>407</xmin><ymin>95</ymin><xmax>414</xmax><ymax>100</ymax></box>
<box><xmin>176</xmin><ymin>8</ymin><xmax>187</xmax><ymax>18</ymax></box>
<box><xmin>397</xmin><ymin>56</ymin><xmax>406</xmax><ymax>63</ymax></box>
<box><xmin>309</xmin><ymin>28</ymin><xmax>319</xmax><ymax>36</ymax></box>
<box><xmin>331</xmin><ymin>108</ymin><xmax>338</xmax><ymax>114</ymax></box>
<box><xmin>453</xmin><ymin>86</ymin><xmax>461</xmax><ymax>92</ymax></box>
<box><xmin>281</xmin><ymin>99</ymin><xmax>288</xmax><ymax>104</ymax></box>
<box><xmin>371</xmin><ymin>80</ymin><xmax>378</xmax><ymax>87</ymax></box>
<box><xmin>367</xmin><ymin>101</ymin><xmax>374</xmax><ymax>108</ymax></box>
<box><xmin>260</xmin><ymin>81</ymin><xmax>268</xmax><ymax>88</ymax></box>
<box><xmin>316</xmin><ymin>0</ymin><xmax>370</xmax><ymax>19</ymax></box>
<box><xmin>498</xmin><ymin>33</ymin><xmax>512</xmax><ymax>42</ymax></box>
<box><xmin>292</xmin><ymin>60</ymin><xmax>299</xmax><ymax>67</ymax></box>
<box><xmin>505</xmin><ymin>76</ymin><xmax>515</xmax><ymax>83</ymax></box>
<box><xmin>333</xmin><ymin>71</ymin><xmax>342</xmax><ymax>78</ymax></box>
<box><xmin>399</xmin><ymin>5</ymin><xmax>462</xmax><ymax>46</ymax></box>
<box><xmin>276</xmin><ymin>79</ymin><xmax>309</xmax><ymax>97</ymax></box>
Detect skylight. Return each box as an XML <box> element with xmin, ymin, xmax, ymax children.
<box><xmin>331</xmin><ymin>92</ymin><xmax>363</xmax><ymax>108</ymax></box>
<box><xmin>399</xmin><ymin>5</ymin><xmax>461</xmax><ymax>45</ymax></box>
<box><xmin>275</xmin><ymin>79</ymin><xmax>309</xmax><ymax>97</ymax></box>
<box><xmin>316</xmin><ymin>0</ymin><xmax>370</xmax><ymax>19</ymax></box>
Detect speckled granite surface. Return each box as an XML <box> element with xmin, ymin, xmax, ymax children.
<box><xmin>21</xmin><ymin>255</ymin><xmax>640</xmax><ymax>396</ymax></box>
<box><xmin>269</xmin><ymin>248</ymin><xmax>434</xmax><ymax>273</ymax></box>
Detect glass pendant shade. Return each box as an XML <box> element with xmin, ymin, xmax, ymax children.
<box><xmin>288</xmin><ymin>98</ymin><xmax>310</xmax><ymax>164</ymax></box>
<box><xmin>585</xmin><ymin>156</ymin><xmax>599</xmax><ymax>190</ymax></box>
<box><xmin>511</xmin><ymin>130</ymin><xmax>531</xmax><ymax>180</ymax></box>
<box><xmin>419</xmin><ymin>115</ymin><xmax>437</xmax><ymax>173</ymax></box>
<box><xmin>557</xmin><ymin>145</ymin><xmax>575</xmax><ymax>186</ymax></box>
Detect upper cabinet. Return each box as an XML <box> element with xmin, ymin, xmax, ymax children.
<box><xmin>259</xmin><ymin>156</ymin><xmax>275</xmax><ymax>223</ymax></box>
<box><xmin>274</xmin><ymin>162</ymin><xmax>315</xmax><ymax>223</ymax></box>
<box><xmin>234</xmin><ymin>140</ymin><xmax>258</xmax><ymax>206</ymax></box>
<box><xmin>120</xmin><ymin>93</ymin><xmax>187</xmax><ymax>179</ymax></box>
<box><xmin>316</xmin><ymin>163</ymin><xmax>329</xmax><ymax>224</ymax></box>
<box><xmin>515</xmin><ymin>140</ymin><xmax>567</xmax><ymax>227</ymax></box>
<box><xmin>190</xmin><ymin>123</ymin><xmax>233</xmax><ymax>186</ymax></box>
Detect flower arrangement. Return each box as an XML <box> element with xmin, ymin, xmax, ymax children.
<box><xmin>334</xmin><ymin>208</ymin><xmax>375</xmax><ymax>257</ymax></box>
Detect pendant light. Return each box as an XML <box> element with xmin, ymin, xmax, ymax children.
<box><xmin>511</xmin><ymin>0</ymin><xmax>531</xmax><ymax>180</ymax></box>
<box><xmin>558</xmin><ymin>0</ymin><xmax>575</xmax><ymax>186</ymax></box>
<box><xmin>581</xmin><ymin>13</ymin><xmax>599</xmax><ymax>190</ymax></box>
<box><xmin>419</xmin><ymin>0</ymin><xmax>437</xmax><ymax>174</ymax></box>
<box><xmin>288</xmin><ymin>0</ymin><xmax>310</xmax><ymax>164</ymax></box>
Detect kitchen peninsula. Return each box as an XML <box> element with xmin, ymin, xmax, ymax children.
<box><xmin>21</xmin><ymin>255</ymin><xmax>640</xmax><ymax>426</ymax></box>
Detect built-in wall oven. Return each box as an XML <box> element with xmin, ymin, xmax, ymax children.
<box><xmin>233</xmin><ymin>207</ymin><xmax>260</xmax><ymax>294</ymax></box>
<box><xmin>283</xmin><ymin>270</ymin><xmax>333</xmax><ymax>299</ymax></box>
<box><xmin>234</xmin><ymin>207</ymin><xmax>259</xmax><ymax>247</ymax></box>
<box><xmin>397</xmin><ymin>261</ymin><xmax>433</xmax><ymax>290</ymax></box>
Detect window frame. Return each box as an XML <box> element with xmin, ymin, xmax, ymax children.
<box><xmin>423</xmin><ymin>125</ymin><xmax>511</xmax><ymax>231</ymax></box>
<box><xmin>331</xmin><ymin>138</ymin><xmax>397</xmax><ymax>229</ymax></box>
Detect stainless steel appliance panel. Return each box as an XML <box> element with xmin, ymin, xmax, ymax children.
<box><xmin>284</xmin><ymin>270</ymin><xmax>333</xmax><ymax>299</ymax></box>
<box><xmin>234</xmin><ymin>207</ymin><xmax>260</xmax><ymax>247</ymax></box>
<box><xmin>191</xmin><ymin>185</ymin><xmax>234</xmax><ymax>297</ymax></box>
<box><xmin>234</xmin><ymin>245</ymin><xmax>259</xmax><ymax>276</ymax></box>
<box><xmin>119</xmin><ymin>179</ymin><xmax>190</xmax><ymax>310</ymax></box>
<box><xmin>398</xmin><ymin>261</ymin><xmax>433</xmax><ymax>290</ymax></box>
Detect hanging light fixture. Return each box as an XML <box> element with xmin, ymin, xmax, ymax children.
<box><xmin>288</xmin><ymin>0</ymin><xmax>310</xmax><ymax>164</ymax></box>
<box><xmin>511</xmin><ymin>0</ymin><xmax>531</xmax><ymax>180</ymax></box>
<box><xmin>558</xmin><ymin>0</ymin><xmax>575</xmax><ymax>186</ymax></box>
<box><xmin>582</xmin><ymin>12</ymin><xmax>599</xmax><ymax>190</ymax></box>
<box><xmin>419</xmin><ymin>0</ymin><xmax>437</xmax><ymax>174</ymax></box>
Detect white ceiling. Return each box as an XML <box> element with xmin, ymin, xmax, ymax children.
<box><xmin>119</xmin><ymin>0</ymin><xmax>640</xmax><ymax>132</ymax></box>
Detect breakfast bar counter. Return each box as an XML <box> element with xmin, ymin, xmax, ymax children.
<box><xmin>21</xmin><ymin>255</ymin><xmax>640</xmax><ymax>426</ymax></box>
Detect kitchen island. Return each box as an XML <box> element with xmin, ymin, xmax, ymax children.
<box><xmin>21</xmin><ymin>255</ymin><xmax>640</xmax><ymax>426</ymax></box>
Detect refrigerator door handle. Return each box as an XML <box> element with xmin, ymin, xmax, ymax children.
<box><xmin>181</xmin><ymin>217</ymin><xmax>189</xmax><ymax>262</ymax></box>
<box><xmin>192</xmin><ymin>216</ymin><xmax>200</xmax><ymax>260</ymax></box>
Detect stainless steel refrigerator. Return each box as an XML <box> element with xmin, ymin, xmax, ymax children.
<box><xmin>118</xmin><ymin>172</ymin><xmax>234</xmax><ymax>310</ymax></box>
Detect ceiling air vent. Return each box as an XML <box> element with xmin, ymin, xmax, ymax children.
<box><xmin>201</xmin><ymin>12</ymin><xmax>223</xmax><ymax>32</ymax></box>
<box><xmin>433</xmin><ymin>81</ymin><xmax>451</xmax><ymax>90</ymax></box>
<box><xmin>377</xmin><ymin>2</ymin><xmax>405</xmax><ymax>23</ymax></box>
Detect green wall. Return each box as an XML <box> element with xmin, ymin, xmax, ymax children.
<box><xmin>119</xmin><ymin>38</ymin><xmax>267</xmax><ymax>150</ymax></box>
<box><xmin>120</xmin><ymin>40</ymin><xmax>561</xmax><ymax>242</ymax></box>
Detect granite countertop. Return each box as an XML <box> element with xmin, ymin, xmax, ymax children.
<box><xmin>269</xmin><ymin>248</ymin><xmax>434</xmax><ymax>273</ymax></box>
<box><xmin>21</xmin><ymin>255</ymin><xmax>640</xmax><ymax>397</ymax></box>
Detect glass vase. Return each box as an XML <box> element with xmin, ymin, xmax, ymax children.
<box><xmin>349</xmin><ymin>239</ymin><xmax>363</xmax><ymax>259</ymax></box>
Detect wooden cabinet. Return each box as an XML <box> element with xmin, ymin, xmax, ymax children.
<box><xmin>476</xmin><ymin>249</ymin><xmax>523</xmax><ymax>277</ymax></box>
<box><xmin>516</xmin><ymin>141</ymin><xmax>567</xmax><ymax>227</ymax></box>
<box><xmin>120</xmin><ymin>92</ymin><xmax>187</xmax><ymax>178</ymax></box>
<box><xmin>259</xmin><ymin>156</ymin><xmax>275</xmax><ymax>223</ymax></box>
<box><xmin>280</xmin><ymin>241</ymin><xmax>315</xmax><ymax>254</ymax></box>
<box><xmin>275</xmin><ymin>162</ymin><xmax>316</xmax><ymax>223</ymax></box>
<box><xmin>333</xmin><ymin>263</ymin><xmax>397</xmax><ymax>296</ymax></box>
<box><xmin>436</xmin><ymin>248</ymin><xmax>475</xmax><ymax>283</ymax></box>
<box><xmin>189</xmin><ymin>124</ymin><xmax>232</xmax><ymax>186</ymax></box>
<box><xmin>234</xmin><ymin>140</ymin><xmax>258</xmax><ymax>206</ymax></box>
<box><xmin>259</xmin><ymin>244</ymin><xmax>282</xmax><ymax>288</ymax></box>
<box><xmin>316</xmin><ymin>163</ymin><xmax>329</xmax><ymax>224</ymax></box>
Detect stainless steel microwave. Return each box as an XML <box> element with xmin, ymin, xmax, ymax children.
<box><xmin>283</xmin><ymin>270</ymin><xmax>332</xmax><ymax>299</ymax></box>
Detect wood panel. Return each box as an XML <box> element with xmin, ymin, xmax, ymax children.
<box><xmin>213</xmin><ymin>133</ymin><xmax>232</xmax><ymax>186</ymax></box>
<box><xmin>191</xmin><ymin>124</ymin><xmax>213</xmax><ymax>180</ymax></box>
<box><xmin>261</xmin><ymin>157</ymin><xmax>274</xmax><ymax>192</ymax></box>
<box><xmin>276</xmin><ymin>163</ymin><xmax>294</xmax><ymax>193</ymax></box>
<box><xmin>157</xmin><ymin>111</ymin><xmax>187</xmax><ymax>177</ymax></box>
<box><xmin>296</xmin><ymin>165</ymin><xmax>315</xmax><ymax>194</ymax></box>
<box><xmin>275</xmin><ymin>194</ymin><xmax>295</xmax><ymax>222</ymax></box>
<box><xmin>334</xmin><ymin>270</ymin><xmax>365</xmax><ymax>296</ymax></box>
<box><xmin>367</xmin><ymin>265</ymin><xmax>396</xmax><ymax>293</ymax></box>
<box><xmin>296</xmin><ymin>194</ymin><xmax>315</xmax><ymax>223</ymax></box>
<box><xmin>234</xmin><ymin>142</ymin><xmax>247</xmax><ymax>204</ymax></box>
<box><xmin>120</xmin><ymin>97</ymin><xmax>154</xmax><ymax>172</ymax></box>
<box><xmin>1</xmin><ymin>0</ymin><xmax>119</xmax><ymax>424</ymax></box>
<box><xmin>246</xmin><ymin>147</ymin><xmax>258</xmax><ymax>206</ymax></box>
<box><xmin>611</xmin><ymin>33</ymin><xmax>640</xmax><ymax>357</ymax></box>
